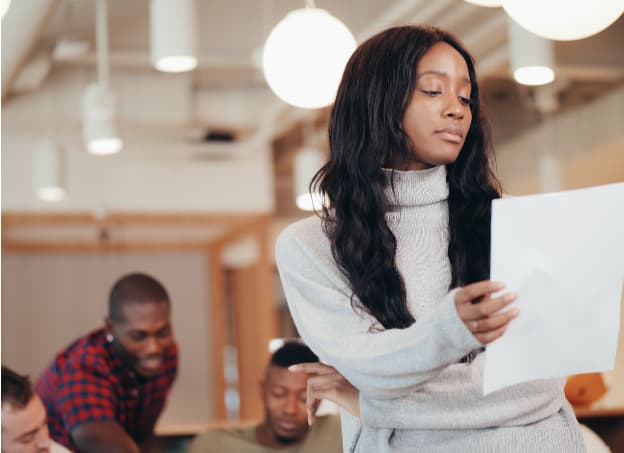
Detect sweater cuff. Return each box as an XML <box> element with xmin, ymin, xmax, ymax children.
<box><xmin>437</xmin><ymin>288</ymin><xmax>483</xmax><ymax>352</ymax></box>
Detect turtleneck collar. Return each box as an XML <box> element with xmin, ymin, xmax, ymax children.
<box><xmin>382</xmin><ymin>165</ymin><xmax>448</xmax><ymax>208</ymax></box>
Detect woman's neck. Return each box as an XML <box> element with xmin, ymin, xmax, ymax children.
<box><xmin>382</xmin><ymin>164</ymin><xmax>449</xmax><ymax>208</ymax></box>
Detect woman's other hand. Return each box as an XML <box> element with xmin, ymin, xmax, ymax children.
<box><xmin>289</xmin><ymin>362</ymin><xmax>360</xmax><ymax>425</ymax></box>
<box><xmin>455</xmin><ymin>280</ymin><xmax>519</xmax><ymax>344</ymax></box>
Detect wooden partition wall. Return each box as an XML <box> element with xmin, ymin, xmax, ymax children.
<box><xmin>208</xmin><ymin>216</ymin><xmax>278</xmax><ymax>422</ymax></box>
<box><xmin>229</xmin><ymin>229</ymin><xmax>277</xmax><ymax>420</ymax></box>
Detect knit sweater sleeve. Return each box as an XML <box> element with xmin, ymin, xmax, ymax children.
<box><xmin>275</xmin><ymin>223</ymin><xmax>482</xmax><ymax>400</ymax></box>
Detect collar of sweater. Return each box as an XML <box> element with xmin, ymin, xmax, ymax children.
<box><xmin>382</xmin><ymin>164</ymin><xmax>448</xmax><ymax>208</ymax></box>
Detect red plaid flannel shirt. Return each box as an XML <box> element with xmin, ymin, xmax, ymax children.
<box><xmin>35</xmin><ymin>328</ymin><xmax>178</xmax><ymax>450</ymax></box>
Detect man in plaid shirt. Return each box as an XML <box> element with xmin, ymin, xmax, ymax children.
<box><xmin>35</xmin><ymin>273</ymin><xmax>178</xmax><ymax>453</ymax></box>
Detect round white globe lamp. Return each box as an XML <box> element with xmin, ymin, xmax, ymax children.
<box><xmin>263</xmin><ymin>7</ymin><xmax>356</xmax><ymax>109</ymax></box>
<box><xmin>502</xmin><ymin>0</ymin><xmax>624</xmax><ymax>41</ymax></box>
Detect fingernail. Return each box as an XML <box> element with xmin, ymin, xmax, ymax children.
<box><xmin>511</xmin><ymin>308</ymin><xmax>520</xmax><ymax>317</ymax></box>
<box><xmin>288</xmin><ymin>365</ymin><xmax>300</xmax><ymax>372</ymax></box>
<box><xmin>307</xmin><ymin>415</ymin><xmax>312</xmax><ymax>426</ymax></box>
<box><xmin>506</xmin><ymin>292</ymin><xmax>517</xmax><ymax>302</ymax></box>
<box><xmin>494</xmin><ymin>281</ymin><xmax>505</xmax><ymax>289</ymax></box>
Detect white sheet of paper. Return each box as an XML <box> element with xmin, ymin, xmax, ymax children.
<box><xmin>483</xmin><ymin>182</ymin><xmax>624</xmax><ymax>395</ymax></box>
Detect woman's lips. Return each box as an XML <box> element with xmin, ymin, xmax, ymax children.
<box><xmin>435</xmin><ymin>128</ymin><xmax>463</xmax><ymax>144</ymax></box>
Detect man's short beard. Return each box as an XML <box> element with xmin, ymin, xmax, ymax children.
<box><xmin>274</xmin><ymin>434</ymin><xmax>298</xmax><ymax>445</ymax></box>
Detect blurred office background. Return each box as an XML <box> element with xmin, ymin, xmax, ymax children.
<box><xmin>2</xmin><ymin>0</ymin><xmax>623</xmax><ymax>448</ymax></box>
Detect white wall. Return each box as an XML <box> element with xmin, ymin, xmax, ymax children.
<box><xmin>1</xmin><ymin>68</ymin><xmax>275</xmax><ymax>213</ymax></box>
<box><xmin>495</xmin><ymin>85</ymin><xmax>624</xmax><ymax>195</ymax></box>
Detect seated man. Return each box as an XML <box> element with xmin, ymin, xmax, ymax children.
<box><xmin>190</xmin><ymin>341</ymin><xmax>342</xmax><ymax>453</ymax></box>
<box><xmin>35</xmin><ymin>273</ymin><xmax>178</xmax><ymax>453</ymax></box>
<box><xmin>2</xmin><ymin>365</ymin><xmax>71</xmax><ymax>453</ymax></box>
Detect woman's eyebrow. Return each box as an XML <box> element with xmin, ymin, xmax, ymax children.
<box><xmin>417</xmin><ymin>70</ymin><xmax>471</xmax><ymax>84</ymax></box>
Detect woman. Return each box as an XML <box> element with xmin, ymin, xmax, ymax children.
<box><xmin>275</xmin><ymin>25</ymin><xmax>585</xmax><ymax>452</ymax></box>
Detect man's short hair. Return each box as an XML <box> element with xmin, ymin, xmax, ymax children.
<box><xmin>108</xmin><ymin>272</ymin><xmax>170</xmax><ymax>323</ymax></box>
<box><xmin>270</xmin><ymin>341</ymin><xmax>319</xmax><ymax>368</ymax></box>
<box><xmin>1</xmin><ymin>366</ymin><xmax>33</xmax><ymax>408</ymax></box>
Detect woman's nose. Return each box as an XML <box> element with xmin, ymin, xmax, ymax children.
<box><xmin>443</xmin><ymin>99</ymin><xmax>465</xmax><ymax>119</ymax></box>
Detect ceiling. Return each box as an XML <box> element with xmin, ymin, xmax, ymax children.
<box><xmin>2</xmin><ymin>0</ymin><xmax>623</xmax><ymax>218</ymax></box>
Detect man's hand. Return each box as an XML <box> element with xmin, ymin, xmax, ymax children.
<box><xmin>455</xmin><ymin>280</ymin><xmax>519</xmax><ymax>344</ymax></box>
<box><xmin>289</xmin><ymin>362</ymin><xmax>360</xmax><ymax>425</ymax></box>
<box><xmin>71</xmin><ymin>421</ymin><xmax>140</xmax><ymax>453</ymax></box>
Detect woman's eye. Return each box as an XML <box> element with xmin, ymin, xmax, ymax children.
<box><xmin>459</xmin><ymin>96</ymin><xmax>472</xmax><ymax>105</ymax></box>
<box><xmin>421</xmin><ymin>90</ymin><xmax>441</xmax><ymax>96</ymax></box>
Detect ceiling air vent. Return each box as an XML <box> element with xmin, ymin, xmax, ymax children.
<box><xmin>203</xmin><ymin>130</ymin><xmax>236</xmax><ymax>142</ymax></box>
<box><xmin>187</xmin><ymin>128</ymin><xmax>240</xmax><ymax>161</ymax></box>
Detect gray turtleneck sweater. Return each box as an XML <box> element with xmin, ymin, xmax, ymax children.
<box><xmin>276</xmin><ymin>165</ymin><xmax>585</xmax><ymax>452</ymax></box>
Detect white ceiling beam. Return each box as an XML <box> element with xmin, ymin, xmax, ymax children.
<box><xmin>1</xmin><ymin>0</ymin><xmax>60</xmax><ymax>100</ymax></box>
<box><xmin>460</xmin><ymin>12</ymin><xmax>508</xmax><ymax>59</ymax></box>
<box><xmin>476</xmin><ymin>44</ymin><xmax>509</xmax><ymax>77</ymax></box>
<box><xmin>431</xmin><ymin>1</ymin><xmax>476</xmax><ymax>32</ymax></box>
<box><xmin>356</xmin><ymin>0</ymin><xmax>429</xmax><ymax>41</ymax></box>
<box><xmin>405</xmin><ymin>0</ymin><xmax>458</xmax><ymax>27</ymax></box>
<box><xmin>53</xmin><ymin>50</ymin><xmax>253</xmax><ymax>70</ymax></box>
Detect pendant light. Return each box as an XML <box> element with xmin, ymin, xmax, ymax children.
<box><xmin>262</xmin><ymin>0</ymin><xmax>356</xmax><ymax>109</ymax></box>
<box><xmin>34</xmin><ymin>140</ymin><xmax>66</xmax><ymax>202</ymax></box>
<box><xmin>150</xmin><ymin>0</ymin><xmax>197</xmax><ymax>73</ymax></box>
<box><xmin>508</xmin><ymin>18</ymin><xmax>554</xmax><ymax>86</ymax></box>
<box><xmin>502</xmin><ymin>0</ymin><xmax>624</xmax><ymax>41</ymax></box>
<box><xmin>83</xmin><ymin>0</ymin><xmax>122</xmax><ymax>155</ymax></box>
<box><xmin>2</xmin><ymin>0</ymin><xmax>11</xmax><ymax>18</ymax></box>
<box><xmin>294</xmin><ymin>147</ymin><xmax>324</xmax><ymax>211</ymax></box>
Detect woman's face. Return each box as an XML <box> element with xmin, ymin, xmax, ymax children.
<box><xmin>401</xmin><ymin>42</ymin><xmax>473</xmax><ymax>170</ymax></box>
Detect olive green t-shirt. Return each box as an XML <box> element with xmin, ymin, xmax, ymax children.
<box><xmin>188</xmin><ymin>415</ymin><xmax>342</xmax><ymax>453</ymax></box>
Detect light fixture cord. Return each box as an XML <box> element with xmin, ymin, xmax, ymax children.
<box><xmin>95</xmin><ymin>0</ymin><xmax>109</xmax><ymax>88</ymax></box>
<box><xmin>305</xmin><ymin>0</ymin><xmax>315</xmax><ymax>8</ymax></box>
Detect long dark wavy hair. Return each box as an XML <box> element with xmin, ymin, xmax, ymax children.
<box><xmin>312</xmin><ymin>25</ymin><xmax>501</xmax><ymax>330</ymax></box>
